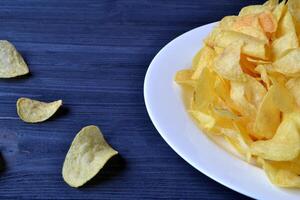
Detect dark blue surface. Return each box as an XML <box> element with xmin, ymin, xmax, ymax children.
<box><xmin>0</xmin><ymin>1</ymin><xmax>266</xmax><ymax>199</ymax></box>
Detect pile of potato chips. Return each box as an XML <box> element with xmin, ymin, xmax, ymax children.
<box><xmin>175</xmin><ymin>0</ymin><xmax>300</xmax><ymax>188</ymax></box>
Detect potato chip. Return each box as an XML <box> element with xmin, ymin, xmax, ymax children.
<box><xmin>271</xmin><ymin>31</ymin><xmax>299</xmax><ymax>60</ymax></box>
<box><xmin>62</xmin><ymin>125</ymin><xmax>118</xmax><ymax>188</ymax></box>
<box><xmin>213</xmin><ymin>41</ymin><xmax>247</xmax><ymax>82</ymax></box>
<box><xmin>189</xmin><ymin>110</ymin><xmax>216</xmax><ymax>131</ymax></box>
<box><xmin>273</xmin><ymin>48</ymin><xmax>300</xmax><ymax>76</ymax></box>
<box><xmin>258</xmin><ymin>11</ymin><xmax>277</xmax><ymax>34</ymax></box>
<box><xmin>273</xmin><ymin>1</ymin><xmax>287</xmax><ymax>23</ymax></box>
<box><xmin>255</xmin><ymin>65</ymin><xmax>271</xmax><ymax>88</ymax></box>
<box><xmin>287</xmin><ymin>0</ymin><xmax>300</xmax><ymax>35</ymax></box>
<box><xmin>286</xmin><ymin>77</ymin><xmax>300</xmax><ymax>107</ymax></box>
<box><xmin>262</xmin><ymin>159</ymin><xmax>300</xmax><ymax>188</ymax></box>
<box><xmin>251</xmin><ymin>114</ymin><xmax>300</xmax><ymax>161</ymax></box>
<box><xmin>271</xmin><ymin>78</ymin><xmax>297</xmax><ymax>113</ymax></box>
<box><xmin>17</xmin><ymin>98</ymin><xmax>62</xmax><ymax>123</ymax></box>
<box><xmin>193</xmin><ymin>67</ymin><xmax>216</xmax><ymax>110</ymax></box>
<box><xmin>212</xmin><ymin>30</ymin><xmax>268</xmax><ymax>59</ymax></box>
<box><xmin>0</xmin><ymin>40</ymin><xmax>29</xmax><ymax>78</ymax></box>
<box><xmin>277</xmin><ymin>9</ymin><xmax>297</xmax><ymax>37</ymax></box>
<box><xmin>191</xmin><ymin>45</ymin><xmax>216</xmax><ymax>80</ymax></box>
<box><xmin>230</xmin><ymin>81</ymin><xmax>256</xmax><ymax>118</ymax></box>
<box><xmin>253</xmin><ymin>85</ymin><xmax>280</xmax><ymax>139</ymax></box>
<box><xmin>175</xmin><ymin>69</ymin><xmax>195</xmax><ymax>87</ymax></box>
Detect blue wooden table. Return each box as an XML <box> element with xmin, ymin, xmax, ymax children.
<box><xmin>0</xmin><ymin>1</ymin><xmax>266</xmax><ymax>199</ymax></box>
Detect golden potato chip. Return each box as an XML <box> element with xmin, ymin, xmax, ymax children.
<box><xmin>230</xmin><ymin>81</ymin><xmax>256</xmax><ymax>117</ymax></box>
<box><xmin>273</xmin><ymin>48</ymin><xmax>300</xmax><ymax>77</ymax></box>
<box><xmin>271</xmin><ymin>78</ymin><xmax>297</xmax><ymax>113</ymax></box>
<box><xmin>262</xmin><ymin>159</ymin><xmax>300</xmax><ymax>188</ymax></box>
<box><xmin>0</xmin><ymin>40</ymin><xmax>29</xmax><ymax>78</ymax></box>
<box><xmin>175</xmin><ymin>69</ymin><xmax>195</xmax><ymax>87</ymax></box>
<box><xmin>253</xmin><ymin>85</ymin><xmax>280</xmax><ymax>139</ymax></box>
<box><xmin>277</xmin><ymin>9</ymin><xmax>297</xmax><ymax>37</ymax></box>
<box><xmin>251</xmin><ymin>114</ymin><xmax>300</xmax><ymax>161</ymax></box>
<box><xmin>213</xmin><ymin>41</ymin><xmax>246</xmax><ymax>82</ymax></box>
<box><xmin>212</xmin><ymin>30</ymin><xmax>268</xmax><ymax>59</ymax></box>
<box><xmin>62</xmin><ymin>125</ymin><xmax>118</xmax><ymax>188</ymax></box>
<box><xmin>287</xmin><ymin>0</ymin><xmax>300</xmax><ymax>34</ymax></box>
<box><xmin>193</xmin><ymin>67</ymin><xmax>216</xmax><ymax>110</ymax></box>
<box><xmin>273</xmin><ymin>1</ymin><xmax>287</xmax><ymax>22</ymax></box>
<box><xmin>191</xmin><ymin>45</ymin><xmax>216</xmax><ymax>80</ymax></box>
<box><xmin>258</xmin><ymin>11</ymin><xmax>277</xmax><ymax>34</ymax></box>
<box><xmin>286</xmin><ymin>77</ymin><xmax>300</xmax><ymax>107</ymax></box>
<box><xmin>271</xmin><ymin>31</ymin><xmax>299</xmax><ymax>60</ymax></box>
<box><xmin>255</xmin><ymin>65</ymin><xmax>271</xmax><ymax>88</ymax></box>
<box><xmin>232</xmin><ymin>14</ymin><xmax>269</xmax><ymax>42</ymax></box>
<box><xmin>244</xmin><ymin>76</ymin><xmax>267</xmax><ymax>109</ymax></box>
<box><xmin>189</xmin><ymin>110</ymin><xmax>216</xmax><ymax>131</ymax></box>
<box><xmin>17</xmin><ymin>98</ymin><xmax>62</xmax><ymax>123</ymax></box>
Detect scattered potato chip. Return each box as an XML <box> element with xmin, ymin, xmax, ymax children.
<box><xmin>0</xmin><ymin>40</ymin><xmax>29</xmax><ymax>78</ymax></box>
<box><xmin>17</xmin><ymin>98</ymin><xmax>62</xmax><ymax>123</ymax></box>
<box><xmin>175</xmin><ymin>0</ymin><xmax>300</xmax><ymax>188</ymax></box>
<box><xmin>62</xmin><ymin>125</ymin><xmax>118</xmax><ymax>187</ymax></box>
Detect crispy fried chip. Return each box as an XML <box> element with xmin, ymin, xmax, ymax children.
<box><xmin>286</xmin><ymin>77</ymin><xmax>300</xmax><ymax>107</ymax></box>
<box><xmin>213</xmin><ymin>41</ymin><xmax>246</xmax><ymax>82</ymax></box>
<box><xmin>210</xmin><ymin>30</ymin><xmax>268</xmax><ymax>59</ymax></box>
<box><xmin>191</xmin><ymin>45</ymin><xmax>216</xmax><ymax>80</ymax></box>
<box><xmin>175</xmin><ymin>69</ymin><xmax>195</xmax><ymax>87</ymax></box>
<box><xmin>17</xmin><ymin>98</ymin><xmax>62</xmax><ymax>123</ymax></box>
<box><xmin>251</xmin><ymin>113</ymin><xmax>300</xmax><ymax>161</ymax></box>
<box><xmin>262</xmin><ymin>159</ymin><xmax>300</xmax><ymax>188</ymax></box>
<box><xmin>62</xmin><ymin>125</ymin><xmax>118</xmax><ymax>188</ymax></box>
<box><xmin>253</xmin><ymin>85</ymin><xmax>280</xmax><ymax>139</ymax></box>
<box><xmin>273</xmin><ymin>48</ymin><xmax>300</xmax><ymax>76</ymax></box>
<box><xmin>0</xmin><ymin>40</ymin><xmax>29</xmax><ymax>78</ymax></box>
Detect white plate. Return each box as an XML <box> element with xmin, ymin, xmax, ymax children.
<box><xmin>144</xmin><ymin>22</ymin><xmax>300</xmax><ymax>200</ymax></box>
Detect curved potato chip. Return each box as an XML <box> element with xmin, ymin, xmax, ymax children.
<box><xmin>191</xmin><ymin>45</ymin><xmax>216</xmax><ymax>80</ymax></box>
<box><xmin>244</xmin><ymin>76</ymin><xmax>267</xmax><ymax>109</ymax></box>
<box><xmin>62</xmin><ymin>125</ymin><xmax>118</xmax><ymax>188</ymax></box>
<box><xmin>255</xmin><ymin>65</ymin><xmax>271</xmax><ymax>88</ymax></box>
<box><xmin>175</xmin><ymin>69</ymin><xmax>195</xmax><ymax>87</ymax></box>
<box><xmin>17</xmin><ymin>98</ymin><xmax>62</xmax><ymax>123</ymax></box>
<box><xmin>239</xmin><ymin>5</ymin><xmax>272</xmax><ymax>16</ymax></box>
<box><xmin>230</xmin><ymin>81</ymin><xmax>256</xmax><ymax>117</ymax></box>
<box><xmin>277</xmin><ymin>9</ymin><xmax>297</xmax><ymax>37</ymax></box>
<box><xmin>253</xmin><ymin>85</ymin><xmax>280</xmax><ymax>139</ymax></box>
<box><xmin>286</xmin><ymin>77</ymin><xmax>300</xmax><ymax>107</ymax></box>
<box><xmin>213</xmin><ymin>41</ymin><xmax>246</xmax><ymax>82</ymax></box>
<box><xmin>271</xmin><ymin>78</ymin><xmax>297</xmax><ymax>113</ymax></box>
<box><xmin>0</xmin><ymin>40</ymin><xmax>29</xmax><ymax>78</ymax></box>
<box><xmin>288</xmin><ymin>0</ymin><xmax>300</xmax><ymax>35</ymax></box>
<box><xmin>258</xmin><ymin>11</ymin><xmax>277</xmax><ymax>34</ymax></box>
<box><xmin>189</xmin><ymin>110</ymin><xmax>216</xmax><ymax>131</ymax></box>
<box><xmin>193</xmin><ymin>67</ymin><xmax>216</xmax><ymax>110</ymax></box>
<box><xmin>273</xmin><ymin>1</ymin><xmax>287</xmax><ymax>22</ymax></box>
<box><xmin>272</xmin><ymin>31</ymin><xmax>299</xmax><ymax>60</ymax></box>
<box><xmin>251</xmin><ymin>115</ymin><xmax>300</xmax><ymax>161</ymax></box>
<box><xmin>212</xmin><ymin>30</ymin><xmax>268</xmax><ymax>59</ymax></box>
<box><xmin>262</xmin><ymin>159</ymin><xmax>300</xmax><ymax>188</ymax></box>
<box><xmin>273</xmin><ymin>48</ymin><xmax>300</xmax><ymax>76</ymax></box>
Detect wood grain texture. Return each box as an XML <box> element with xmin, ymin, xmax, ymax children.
<box><xmin>0</xmin><ymin>0</ymin><xmax>266</xmax><ymax>199</ymax></box>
